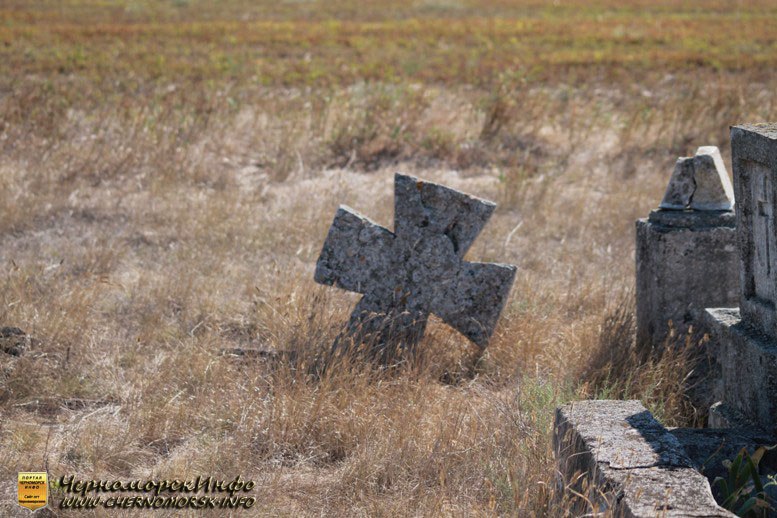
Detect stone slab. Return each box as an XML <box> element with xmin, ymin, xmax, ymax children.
<box><xmin>554</xmin><ymin>400</ymin><xmax>731</xmax><ymax>517</ymax></box>
<box><xmin>636</xmin><ymin>212</ymin><xmax>738</xmax><ymax>350</ymax></box>
<box><xmin>731</xmin><ymin>123</ymin><xmax>777</xmax><ymax>340</ymax></box>
<box><xmin>703</xmin><ymin>307</ymin><xmax>777</xmax><ymax>435</ymax></box>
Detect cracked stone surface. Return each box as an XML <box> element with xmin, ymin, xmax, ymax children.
<box><xmin>659</xmin><ymin>146</ymin><xmax>735</xmax><ymax>211</ymax></box>
<box><xmin>314</xmin><ymin>173</ymin><xmax>516</xmax><ymax>350</ymax></box>
<box><xmin>660</xmin><ymin>155</ymin><xmax>696</xmax><ymax>210</ymax></box>
<box><xmin>554</xmin><ymin>400</ymin><xmax>732</xmax><ymax>517</ymax></box>
<box><xmin>556</xmin><ymin>400</ymin><xmax>693</xmax><ymax>469</ymax></box>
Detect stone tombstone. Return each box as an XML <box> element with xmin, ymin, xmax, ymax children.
<box><xmin>314</xmin><ymin>173</ymin><xmax>517</xmax><ymax>357</ymax></box>
<box><xmin>733</xmin><ymin>124</ymin><xmax>777</xmax><ymax>338</ymax></box>
<box><xmin>636</xmin><ymin>146</ymin><xmax>738</xmax><ymax>351</ymax></box>
<box><xmin>704</xmin><ymin>123</ymin><xmax>777</xmax><ymax>433</ymax></box>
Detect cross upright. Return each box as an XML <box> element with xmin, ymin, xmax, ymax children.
<box><xmin>314</xmin><ymin>173</ymin><xmax>517</xmax><ymax>354</ymax></box>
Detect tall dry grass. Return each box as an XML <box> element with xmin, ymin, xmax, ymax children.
<box><xmin>1</xmin><ymin>1</ymin><xmax>776</xmax><ymax>516</ymax></box>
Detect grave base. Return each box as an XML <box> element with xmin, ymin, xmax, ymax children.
<box><xmin>703</xmin><ymin>307</ymin><xmax>777</xmax><ymax>435</ymax></box>
<box><xmin>636</xmin><ymin>209</ymin><xmax>737</xmax><ymax>351</ymax></box>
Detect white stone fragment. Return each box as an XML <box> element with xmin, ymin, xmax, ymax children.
<box><xmin>691</xmin><ymin>146</ymin><xmax>735</xmax><ymax>210</ymax></box>
<box><xmin>659</xmin><ymin>146</ymin><xmax>734</xmax><ymax>211</ymax></box>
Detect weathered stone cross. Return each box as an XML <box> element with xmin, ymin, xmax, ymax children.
<box><xmin>314</xmin><ymin>173</ymin><xmax>517</xmax><ymax>353</ymax></box>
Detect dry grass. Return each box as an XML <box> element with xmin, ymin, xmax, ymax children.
<box><xmin>1</xmin><ymin>1</ymin><xmax>776</xmax><ymax>516</ymax></box>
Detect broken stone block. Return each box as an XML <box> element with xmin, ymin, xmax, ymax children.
<box><xmin>554</xmin><ymin>400</ymin><xmax>732</xmax><ymax>517</ymax></box>
<box><xmin>660</xmin><ymin>155</ymin><xmax>695</xmax><ymax>210</ymax></box>
<box><xmin>659</xmin><ymin>146</ymin><xmax>735</xmax><ymax>211</ymax></box>
<box><xmin>692</xmin><ymin>146</ymin><xmax>736</xmax><ymax>211</ymax></box>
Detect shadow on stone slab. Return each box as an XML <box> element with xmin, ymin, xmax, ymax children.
<box><xmin>554</xmin><ymin>400</ymin><xmax>733</xmax><ymax>517</ymax></box>
<box><xmin>670</xmin><ymin>427</ymin><xmax>777</xmax><ymax>500</ymax></box>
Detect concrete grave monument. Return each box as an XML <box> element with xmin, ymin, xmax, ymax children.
<box><xmin>555</xmin><ymin>125</ymin><xmax>777</xmax><ymax>516</ymax></box>
<box><xmin>704</xmin><ymin>123</ymin><xmax>777</xmax><ymax>433</ymax></box>
<box><xmin>636</xmin><ymin>146</ymin><xmax>738</xmax><ymax>351</ymax></box>
<box><xmin>315</xmin><ymin>173</ymin><xmax>516</xmax><ymax>356</ymax></box>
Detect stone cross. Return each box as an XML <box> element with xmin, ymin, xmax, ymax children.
<box><xmin>314</xmin><ymin>173</ymin><xmax>516</xmax><ymax>354</ymax></box>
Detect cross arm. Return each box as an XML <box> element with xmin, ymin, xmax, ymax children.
<box><xmin>314</xmin><ymin>205</ymin><xmax>395</xmax><ymax>295</ymax></box>
<box><xmin>431</xmin><ymin>261</ymin><xmax>517</xmax><ymax>348</ymax></box>
<box><xmin>394</xmin><ymin>173</ymin><xmax>496</xmax><ymax>258</ymax></box>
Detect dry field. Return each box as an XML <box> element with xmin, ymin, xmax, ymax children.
<box><xmin>1</xmin><ymin>1</ymin><xmax>777</xmax><ymax>516</ymax></box>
